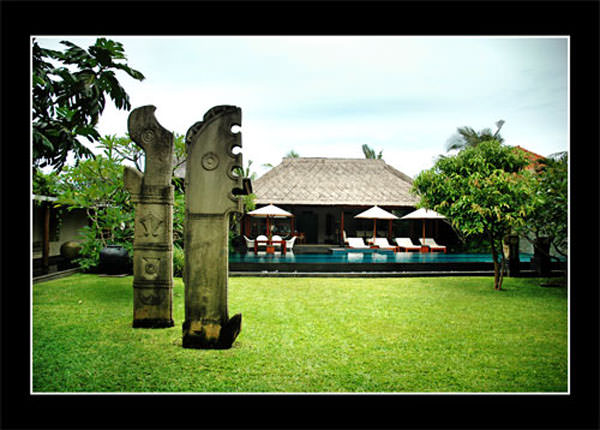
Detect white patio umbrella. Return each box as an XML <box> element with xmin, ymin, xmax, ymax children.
<box><xmin>354</xmin><ymin>205</ymin><xmax>399</xmax><ymax>242</ymax></box>
<box><xmin>247</xmin><ymin>204</ymin><xmax>293</xmax><ymax>240</ymax></box>
<box><xmin>400</xmin><ymin>208</ymin><xmax>447</xmax><ymax>244</ymax></box>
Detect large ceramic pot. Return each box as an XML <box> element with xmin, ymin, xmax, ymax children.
<box><xmin>60</xmin><ymin>241</ymin><xmax>82</xmax><ymax>261</ymax></box>
<box><xmin>99</xmin><ymin>245</ymin><xmax>131</xmax><ymax>274</ymax></box>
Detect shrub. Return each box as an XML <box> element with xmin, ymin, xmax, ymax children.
<box><xmin>50</xmin><ymin>134</ymin><xmax>186</xmax><ymax>272</ymax></box>
<box><xmin>173</xmin><ymin>244</ymin><xmax>184</xmax><ymax>278</ymax></box>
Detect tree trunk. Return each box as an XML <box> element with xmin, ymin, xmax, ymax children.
<box><xmin>489</xmin><ymin>233</ymin><xmax>501</xmax><ymax>290</ymax></box>
<box><xmin>498</xmin><ymin>238</ymin><xmax>506</xmax><ymax>290</ymax></box>
<box><xmin>493</xmin><ymin>262</ymin><xmax>500</xmax><ymax>290</ymax></box>
<box><xmin>42</xmin><ymin>203</ymin><xmax>50</xmax><ymax>274</ymax></box>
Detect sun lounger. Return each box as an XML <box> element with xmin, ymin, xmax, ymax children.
<box><xmin>419</xmin><ymin>238</ymin><xmax>447</xmax><ymax>253</ymax></box>
<box><xmin>394</xmin><ymin>237</ymin><xmax>421</xmax><ymax>252</ymax></box>
<box><xmin>371</xmin><ymin>237</ymin><xmax>397</xmax><ymax>250</ymax></box>
<box><xmin>347</xmin><ymin>237</ymin><xmax>370</xmax><ymax>249</ymax></box>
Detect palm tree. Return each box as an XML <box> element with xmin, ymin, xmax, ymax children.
<box><xmin>234</xmin><ymin>159</ymin><xmax>257</xmax><ymax>180</ymax></box>
<box><xmin>262</xmin><ymin>150</ymin><xmax>299</xmax><ymax>169</ymax></box>
<box><xmin>446</xmin><ymin>120</ymin><xmax>505</xmax><ymax>152</ymax></box>
<box><xmin>362</xmin><ymin>144</ymin><xmax>383</xmax><ymax>159</ymax></box>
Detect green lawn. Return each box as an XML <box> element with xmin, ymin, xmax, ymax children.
<box><xmin>32</xmin><ymin>274</ymin><xmax>567</xmax><ymax>393</ymax></box>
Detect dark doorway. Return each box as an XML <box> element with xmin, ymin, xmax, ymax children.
<box><xmin>297</xmin><ymin>211</ymin><xmax>318</xmax><ymax>243</ymax></box>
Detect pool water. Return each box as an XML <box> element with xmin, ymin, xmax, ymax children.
<box><xmin>229</xmin><ymin>252</ymin><xmax>535</xmax><ymax>264</ymax></box>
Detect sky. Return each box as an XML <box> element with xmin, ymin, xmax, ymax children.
<box><xmin>35</xmin><ymin>36</ymin><xmax>569</xmax><ymax>178</ymax></box>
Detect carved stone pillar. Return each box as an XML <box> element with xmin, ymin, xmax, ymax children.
<box><xmin>124</xmin><ymin>106</ymin><xmax>175</xmax><ymax>328</ymax></box>
<box><xmin>182</xmin><ymin>105</ymin><xmax>244</xmax><ymax>349</ymax></box>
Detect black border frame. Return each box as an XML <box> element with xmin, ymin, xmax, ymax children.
<box><xmin>2</xmin><ymin>1</ymin><xmax>598</xmax><ymax>429</ymax></box>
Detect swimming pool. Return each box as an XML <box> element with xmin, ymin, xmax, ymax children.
<box><xmin>229</xmin><ymin>251</ymin><xmax>565</xmax><ymax>274</ymax></box>
<box><xmin>229</xmin><ymin>252</ymin><xmax>534</xmax><ymax>264</ymax></box>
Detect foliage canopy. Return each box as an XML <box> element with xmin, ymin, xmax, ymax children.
<box><xmin>47</xmin><ymin>135</ymin><xmax>185</xmax><ymax>270</ymax></box>
<box><xmin>518</xmin><ymin>152</ymin><xmax>568</xmax><ymax>259</ymax></box>
<box><xmin>41</xmin><ymin>133</ymin><xmax>254</xmax><ymax>271</ymax></box>
<box><xmin>32</xmin><ymin>38</ymin><xmax>145</xmax><ymax>171</ymax></box>
<box><xmin>413</xmin><ymin>139</ymin><xmax>534</xmax><ymax>290</ymax></box>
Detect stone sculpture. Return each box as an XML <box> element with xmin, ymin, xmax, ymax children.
<box><xmin>182</xmin><ymin>105</ymin><xmax>244</xmax><ymax>349</ymax></box>
<box><xmin>124</xmin><ymin>105</ymin><xmax>175</xmax><ymax>328</ymax></box>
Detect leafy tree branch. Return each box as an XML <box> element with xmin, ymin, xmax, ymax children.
<box><xmin>33</xmin><ymin>37</ymin><xmax>145</xmax><ymax>171</ymax></box>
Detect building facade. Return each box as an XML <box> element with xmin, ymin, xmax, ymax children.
<box><xmin>249</xmin><ymin>157</ymin><xmax>421</xmax><ymax>245</ymax></box>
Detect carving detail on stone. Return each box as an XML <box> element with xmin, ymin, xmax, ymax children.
<box><xmin>139</xmin><ymin>289</ymin><xmax>165</xmax><ymax>306</ymax></box>
<box><xmin>141</xmin><ymin>129</ymin><xmax>155</xmax><ymax>145</ymax></box>
<box><xmin>142</xmin><ymin>257</ymin><xmax>161</xmax><ymax>279</ymax></box>
<box><xmin>139</xmin><ymin>212</ymin><xmax>163</xmax><ymax>238</ymax></box>
<box><xmin>201</xmin><ymin>151</ymin><xmax>220</xmax><ymax>170</ymax></box>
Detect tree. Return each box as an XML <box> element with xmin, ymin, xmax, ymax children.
<box><xmin>412</xmin><ymin>139</ymin><xmax>534</xmax><ymax>290</ymax></box>
<box><xmin>32</xmin><ymin>38</ymin><xmax>145</xmax><ymax>171</ymax></box>
<box><xmin>362</xmin><ymin>144</ymin><xmax>383</xmax><ymax>159</ymax></box>
<box><xmin>518</xmin><ymin>151</ymin><xmax>568</xmax><ymax>259</ymax></box>
<box><xmin>231</xmin><ymin>160</ymin><xmax>257</xmax><ymax>231</ymax></box>
<box><xmin>98</xmin><ymin>134</ymin><xmax>144</xmax><ymax>171</ymax></box>
<box><xmin>51</xmin><ymin>134</ymin><xmax>187</xmax><ymax>270</ymax></box>
<box><xmin>100</xmin><ymin>132</ymin><xmax>187</xmax><ymax>190</ymax></box>
<box><xmin>33</xmin><ymin>168</ymin><xmax>60</xmax><ymax>197</ymax></box>
<box><xmin>234</xmin><ymin>159</ymin><xmax>257</xmax><ymax>181</ymax></box>
<box><xmin>262</xmin><ymin>150</ymin><xmax>299</xmax><ymax>169</ymax></box>
<box><xmin>285</xmin><ymin>149</ymin><xmax>300</xmax><ymax>158</ymax></box>
<box><xmin>54</xmin><ymin>153</ymin><xmax>134</xmax><ymax>271</ymax></box>
<box><xmin>446</xmin><ymin>120</ymin><xmax>505</xmax><ymax>152</ymax></box>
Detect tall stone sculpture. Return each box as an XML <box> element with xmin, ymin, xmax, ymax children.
<box><xmin>182</xmin><ymin>105</ymin><xmax>244</xmax><ymax>349</ymax></box>
<box><xmin>124</xmin><ymin>106</ymin><xmax>175</xmax><ymax>328</ymax></box>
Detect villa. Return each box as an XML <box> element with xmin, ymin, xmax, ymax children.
<box><xmin>247</xmin><ymin>157</ymin><xmax>456</xmax><ymax>246</ymax></box>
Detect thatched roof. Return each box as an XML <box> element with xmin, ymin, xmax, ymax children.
<box><xmin>252</xmin><ymin>157</ymin><xmax>418</xmax><ymax>207</ymax></box>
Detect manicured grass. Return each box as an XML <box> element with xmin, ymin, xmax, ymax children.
<box><xmin>32</xmin><ymin>274</ymin><xmax>567</xmax><ymax>393</ymax></box>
